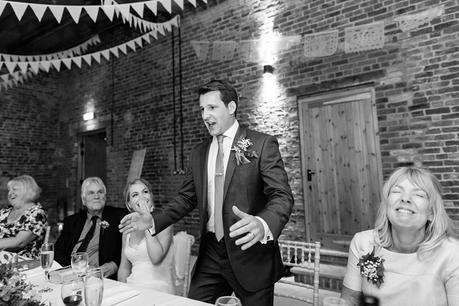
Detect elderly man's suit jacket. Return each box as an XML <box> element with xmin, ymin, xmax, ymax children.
<box><xmin>54</xmin><ymin>206</ymin><xmax>127</xmax><ymax>274</ymax></box>
<box><xmin>153</xmin><ymin>127</ymin><xmax>293</xmax><ymax>291</ymax></box>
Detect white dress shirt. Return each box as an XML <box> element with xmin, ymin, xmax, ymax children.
<box><xmin>206</xmin><ymin>120</ymin><xmax>273</xmax><ymax>243</ymax></box>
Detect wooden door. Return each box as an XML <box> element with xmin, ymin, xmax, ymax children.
<box><xmin>76</xmin><ymin>130</ymin><xmax>107</xmax><ymax>211</ymax></box>
<box><xmin>299</xmin><ymin>87</ymin><xmax>382</xmax><ymax>251</ymax></box>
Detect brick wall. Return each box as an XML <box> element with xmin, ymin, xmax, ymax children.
<box><xmin>2</xmin><ymin>0</ymin><xmax>459</xmax><ymax>244</ymax></box>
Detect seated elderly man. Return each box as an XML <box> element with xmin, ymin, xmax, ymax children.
<box><xmin>55</xmin><ymin>177</ymin><xmax>127</xmax><ymax>278</ymax></box>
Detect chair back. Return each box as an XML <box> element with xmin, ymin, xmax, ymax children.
<box><xmin>172</xmin><ymin>231</ymin><xmax>195</xmax><ymax>297</ymax></box>
<box><xmin>276</xmin><ymin>240</ymin><xmax>321</xmax><ymax>306</ymax></box>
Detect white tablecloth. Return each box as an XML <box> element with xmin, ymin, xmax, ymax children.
<box><xmin>26</xmin><ymin>265</ymin><xmax>212</xmax><ymax>306</ymax></box>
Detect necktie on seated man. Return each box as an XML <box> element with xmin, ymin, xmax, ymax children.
<box><xmin>214</xmin><ymin>135</ymin><xmax>225</xmax><ymax>241</ymax></box>
<box><xmin>77</xmin><ymin>215</ymin><xmax>98</xmax><ymax>253</ymax></box>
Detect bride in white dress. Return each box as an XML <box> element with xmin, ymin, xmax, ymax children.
<box><xmin>117</xmin><ymin>178</ymin><xmax>175</xmax><ymax>294</ymax></box>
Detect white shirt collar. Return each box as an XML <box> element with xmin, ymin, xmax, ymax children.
<box><xmin>219</xmin><ymin>120</ymin><xmax>239</xmax><ymax>141</ymax></box>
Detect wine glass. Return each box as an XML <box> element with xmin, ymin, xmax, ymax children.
<box><xmin>215</xmin><ymin>296</ymin><xmax>241</xmax><ymax>306</ymax></box>
<box><xmin>61</xmin><ymin>276</ymin><xmax>84</xmax><ymax>306</ymax></box>
<box><xmin>71</xmin><ymin>252</ymin><xmax>88</xmax><ymax>277</ymax></box>
<box><xmin>84</xmin><ymin>268</ymin><xmax>104</xmax><ymax>306</ymax></box>
<box><xmin>39</xmin><ymin>243</ymin><xmax>54</xmax><ymax>292</ymax></box>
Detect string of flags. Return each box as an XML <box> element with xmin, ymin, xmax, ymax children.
<box><xmin>190</xmin><ymin>5</ymin><xmax>445</xmax><ymax>62</ymax></box>
<box><xmin>0</xmin><ymin>0</ymin><xmax>205</xmax><ymax>23</ymax></box>
<box><xmin>0</xmin><ymin>16</ymin><xmax>179</xmax><ymax>91</ymax></box>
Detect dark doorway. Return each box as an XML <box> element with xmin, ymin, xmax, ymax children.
<box><xmin>76</xmin><ymin>129</ymin><xmax>107</xmax><ymax>211</ymax></box>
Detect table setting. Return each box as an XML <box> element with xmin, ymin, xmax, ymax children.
<box><xmin>0</xmin><ymin>249</ymin><xmax>211</xmax><ymax>306</ymax></box>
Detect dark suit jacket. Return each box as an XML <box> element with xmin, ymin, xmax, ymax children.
<box><xmin>54</xmin><ymin>206</ymin><xmax>127</xmax><ymax>277</ymax></box>
<box><xmin>153</xmin><ymin>127</ymin><xmax>294</xmax><ymax>291</ymax></box>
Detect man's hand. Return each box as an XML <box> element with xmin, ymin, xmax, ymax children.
<box><xmin>229</xmin><ymin>205</ymin><xmax>265</xmax><ymax>250</ymax></box>
<box><xmin>119</xmin><ymin>199</ymin><xmax>154</xmax><ymax>234</ymax></box>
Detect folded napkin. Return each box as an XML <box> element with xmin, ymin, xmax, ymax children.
<box><xmin>102</xmin><ymin>280</ymin><xmax>140</xmax><ymax>306</ymax></box>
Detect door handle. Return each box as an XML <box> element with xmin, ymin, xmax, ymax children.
<box><xmin>307</xmin><ymin>169</ymin><xmax>315</xmax><ymax>181</ymax></box>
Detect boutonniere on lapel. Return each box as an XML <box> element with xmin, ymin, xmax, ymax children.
<box><xmin>231</xmin><ymin>137</ymin><xmax>259</xmax><ymax>166</ymax></box>
<box><xmin>100</xmin><ymin>220</ymin><xmax>110</xmax><ymax>231</ymax></box>
<box><xmin>357</xmin><ymin>247</ymin><xmax>385</xmax><ymax>288</ymax></box>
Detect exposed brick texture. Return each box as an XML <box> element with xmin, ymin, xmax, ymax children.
<box><xmin>1</xmin><ymin>0</ymin><xmax>459</xmax><ymax>250</ymax></box>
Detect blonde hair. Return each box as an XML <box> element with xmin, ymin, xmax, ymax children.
<box><xmin>123</xmin><ymin>178</ymin><xmax>154</xmax><ymax>212</ymax></box>
<box><xmin>7</xmin><ymin>175</ymin><xmax>41</xmax><ymax>202</ymax></box>
<box><xmin>374</xmin><ymin>167</ymin><xmax>458</xmax><ymax>258</ymax></box>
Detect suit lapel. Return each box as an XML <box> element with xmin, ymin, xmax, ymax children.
<box><xmin>223</xmin><ymin>127</ymin><xmax>246</xmax><ymax>198</ymax></box>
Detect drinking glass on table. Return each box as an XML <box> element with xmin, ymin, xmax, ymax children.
<box><xmin>39</xmin><ymin>243</ymin><xmax>54</xmax><ymax>292</ymax></box>
<box><xmin>322</xmin><ymin>296</ymin><xmax>350</xmax><ymax>306</ymax></box>
<box><xmin>215</xmin><ymin>296</ymin><xmax>241</xmax><ymax>306</ymax></box>
<box><xmin>71</xmin><ymin>252</ymin><xmax>89</xmax><ymax>277</ymax></box>
<box><xmin>61</xmin><ymin>276</ymin><xmax>84</xmax><ymax>306</ymax></box>
<box><xmin>84</xmin><ymin>268</ymin><xmax>104</xmax><ymax>306</ymax></box>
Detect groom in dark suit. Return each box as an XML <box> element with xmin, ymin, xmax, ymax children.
<box><xmin>120</xmin><ymin>79</ymin><xmax>293</xmax><ymax>305</ymax></box>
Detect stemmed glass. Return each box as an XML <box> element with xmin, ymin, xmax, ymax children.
<box><xmin>71</xmin><ymin>252</ymin><xmax>89</xmax><ymax>277</ymax></box>
<box><xmin>61</xmin><ymin>276</ymin><xmax>84</xmax><ymax>306</ymax></box>
<box><xmin>39</xmin><ymin>243</ymin><xmax>54</xmax><ymax>293</ymax></box>
<box><xmin>215</xmin><ymin>296</ymin><xmax>241</xmax><ymax>306</ymax></box>
<box><xmin>84</xmin><ymin>268</ymin><xmax>104</xmax><ymax>306</ymax></box>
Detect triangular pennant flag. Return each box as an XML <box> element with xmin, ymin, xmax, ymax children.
<box><xmin>157</xmin><ymin>24</ymin><xmax>165</xmax><ymax>36</ymax></box>
<box><xmin>29</xmin><ymin>3</ymin><xmax>47</xmax><ymax>21</ymax></box>
<box><xmin>92</xmin><ymin>52</ymin><xmax>101</xmax><ymax>63</ymax></box>
<box><xmin>17</xmin><ymin>62</ymin><xmax>28</xmax><ymax>74</ymax></box>
<box><xmin>119</xmin><ymin>44</ymin><xmax>127</xmax><ymax>55</ymax></box>
<box><xmin>142</xmin><ymin>33</ymin><xmax>151</xmax><ymax>44</ymax></box>
<box><xmin>10</xmin><ymin>1</ymin><xmax>28</xmax><ymax>21</ymax></box>
<box><xmin>29</xmin><ymin>62</ymin><xmax>40</xmax><ymax>74</ymax></box>
<box><xmin>72</xmin><ymin>57</ymin><xmax>82</xmax><ymax>68</ymax></box>
<box><xmin>101</xmin><ymin>50</ymin><xmax>110</xmax><ymax>61</ymax></box>
<box><xmin>84</xmin><ymin>6</ymin><xmax>99</xmax><ymax>22</ymax></box>
<box><xmin>5</xmin><ymin>62</ymin><xmax>17</xmax><ymax>74</ymax></box>
<box><xmin>51</xmin><ymin>60</ymin><xmax>61</xmax><ymax>72</ymax></box>
<box><xmin>18</xmin><ymin>56</ymin><xmax>27</xmax><ymax>62</ymax></box>
<box><xmin>40</xmin><ymin>61</ymin><xmax>51</xmax><ymax>72</ymax></box>
<box><xmin>164</xmin><ymin>23</ymin><xmax>171</xmax><ymax>32</ymax></box>
<box><xmin>158</xmin><ymin>0</ymin><xmax>171</xmax><ymax>13</ymax></box>
<box><xmin>62</xmin><ymin>58</ymin><xmax>72</xmax><ymax>70</ymax></box>
<box><xmin>126</xmin><ymin>41</ymin><xmax>136</xmax><ymax>51</ymax></box>
<box><xmin>0</xmin><ymin>2</ymin><xmax>7</xmax><ymax>19</ymax></box>
<box><xmin>48</xmin><ymin>5</ymin><xmax>65</xmax><ymax>23</ymax></box>
<box><xmin>131</xmin><ymin>3</ymin><xmax>145</xmax><ymax>17</ymax></box>
<box><xmin>174</xmin><ymin>0</ymin><xmax>184</xmax><ymax>9</ymax></box>
<box><xmin>101</xmin><ymin>5</ymin><xmax>115</xmax><ymax>21</ymax></box>
<box><xmin>1</xmin><ymin>74</ymin><xmax>9</xmax><ymax>82</ymax></box>
<box><xmin>117</xmin><ymin>4</ymin><xmax>131</xmax><ymax>21</ymax></box>
<box><xmin>66</xmin><ymin>6</ymin><xmax>83</xmax><ymax>23</ymax></box>
<box><xmin>134</xmin><ymin>37</ymin><xmax>143</xmax><ymax>48</ymax></box>
<box><xmin>10</xmin><ymin>55</ymin><xmax>18</xmax><ymax>62</ymax></box>
<box><xmin>150</xmin><ymin>28</ymin><xmax>158</xmax><ymax>40</ymax></box>
<box><xmin>187</xmin><ymin>0</ymin><xmax>197</xmax><ymax>7</ymax></box>
<box><xmin>109</xmin><ymin>47</ymin><xmax>119</xmax><ymax>58</ymax></box>
<box><xmin>171</xmin><ymin>16</ymin><xmax>179</xmax><ymax>28</ymax></box>
<box><xmin>82</xmin><ymin>54</ymin><xmax>92</xmax><ymax>66</ymax></box>
<box><xmin>145</xmin><ymin>0</ymin><xmax>157</xmax><ymax>15</ymax></box>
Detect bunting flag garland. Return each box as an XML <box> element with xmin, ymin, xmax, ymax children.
<box><xmin>394</xmin><ymin>6</ymin><xmax>444</xmax><ymax>32</ymax></box>
<box><xmin>0</xmin><ymin>0</ymin><xmax>207</xmax><ymax>23</ymax></box>
<box><xmin>0</xmin><ymin>16</ymin><xmax>179</xmax><ymax>91</ymax></box>
<box><xmin>190</xmin><ymin>40</ymin><xmax>210</xmax><ymax>61</ymax></box>
<box><xmin>303</xmin><ymin>30</ymin><xmax>338</xmax><ymax>58</ymax></box>
<box><xmin>0</xmin><ymin>35</ymin><xmax>101</xmax><ymax>63</ymax></box>
<box><xmin>211</xmin><ymin>41</ymin><xmax>237</xmax><ymax>61</ymax></box>
<box><xmin>344</xmin><ymin>21</ymin><xmax>385</xmax><ymax>53</ymax></box>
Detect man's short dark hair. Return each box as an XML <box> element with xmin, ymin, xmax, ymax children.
<box><xmin>198</xmin><ymin>79</ymin><xmax>239</xmax><ymax>110</ymax></box>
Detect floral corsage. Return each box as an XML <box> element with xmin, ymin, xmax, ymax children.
<box><xmin>231</xmin><ymin>137</ymin><xmax>259</xmax><ymax>165</ymax></box>
<box><xmin>357</xmin><ymin>247</ymin><xmax>385</xmax><ymax>288</ymax></box>
<box><xmin>100</xmin><ymin>220</ymin><xmax>110</xmax><ymax>229</ymax></box>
